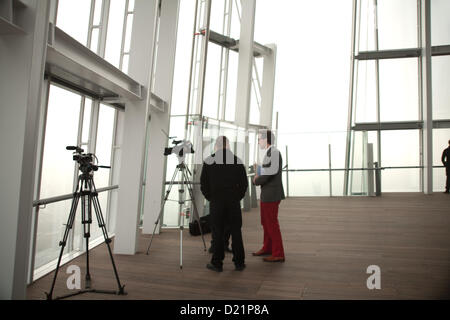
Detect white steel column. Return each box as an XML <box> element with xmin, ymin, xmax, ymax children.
<box><xmin>420</xmin><ymin>0</ymin><xmax>433</xmax><ymax>194</ymax></box>
<box><xmin>234</xmin><ymin>0</ymin><xmax>256</xmax><ymax>212</ymax></box>
<box><xmin>234</xmin><ymin>0</ymin><xmax>256</xmax><ymax>129</ymax></box>
<box><xmin>259</xmin><ymin>44</ymin><xmax>277</xmax><ymax>128</ymax></box>
<box><xmin>142</xmin><ymin>0</ymin><xmax>180</xmax><ymax>234</ymax></box>
<box><xmin>0</xmin><ymin>0</ymin><xmax>50</xmax><ymax>299</ymax></box>
<box><xmin>114</xmin><ymin>0</ymin><xmax>159</xmax><ymax>254</ymax></box>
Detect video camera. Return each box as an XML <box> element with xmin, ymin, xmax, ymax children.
<box><xmin>164</xmin><ymin>139</ymin><xmax>194</xmax><ymax>163</ymax></box>
<box><xmin>66</xmin><ymin>146</ymin><xmax>110</xmax><ymax>174</ymax></box>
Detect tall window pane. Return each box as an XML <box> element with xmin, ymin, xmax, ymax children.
<box><xmin>171</xmin><ymin>0</ymin><xmax>196</xmax><ymax>115</ymax></box>
<box><xmin>36</xmin><ymin>85</ymin><xmax>82</xmax><ymax>269</ymax></box>
<box><xmin>40</xmin><ymin>85</ymin><xmax>81</xmax><ymax>199</ymax></box>
<box><xmin>35</xmin><ymin>200</ymin><xmax>73</xmax><ymax>269</ymax></box>
<box><xmin>95</xmin><ymin>104</ymin><xmax>116</xmax><ymax>189</ymax></box>
<box><xmin>377</xmin><ymin>0</ymin><xmax>417</xmax><ymax>50</ymax></box>
<box><xmin>104</xmin><ymin>0</ymin><xmax>127</xmax><ymax>68</ymax></box>
<box><xmin>432</xmin><ymin>56</ymin><xmax>450</xmax><ymax>120</ymax></box>
<box><xmin>56</xmin><ymin>0</ymin><xmax>92</xmax><ymax>46</ymax></box>
<box><xmin>431</xmin><ymin>0</ymin><xmax>450</xmax><ymax>46</ymax></box>
<box><xmin>379</xmin><ymin>58</ymin><xmax>419</xmax><ymax>122</ymax></box>
<box><xmin>381</xmin><ymin>130</ymin><xmax>420</xmax><ymax>192</ymax></box>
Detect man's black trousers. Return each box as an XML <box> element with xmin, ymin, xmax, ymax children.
<box><xmin>209</xmin><ymin>198</ymin><xmax>245</xmax><ymax>268</ymax></box>
<box><xmin>446</xmin><ymin>166</ymin><xmax>450</xmax><ymax>192</ymax></box>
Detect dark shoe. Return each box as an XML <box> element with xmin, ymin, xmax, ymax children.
<box><xmin>252</xmin><ymin>249</ymin><xmax>271</xmax><ymax>256</ymax></box>
<box><xmin>263</xmin><ymin>256</ymin><xmax>285</xmax><ymax>263</ymax></box>
<box><xmin>444</xmin><ymin>190</ymin><xmax>449</xmax><ymax>194</ymax></box>
<box><xmin>235</xmin><ymin>264</ymin><xmax>246</xmax><ymax>271</ymax></box>
<box><xmin>206</xmin><ymin>263</ymin><xmax>223</xmax><ymax>272</ymax></box>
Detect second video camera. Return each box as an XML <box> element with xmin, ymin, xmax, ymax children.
<box><xmin>164</xmin><ymin>139</ymin><xmax>194</xmax><ymax>159</ymax></box>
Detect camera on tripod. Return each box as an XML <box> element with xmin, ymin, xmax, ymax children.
<box><xmin>66</xmin><ymin>146</ymin><xmax>110</xmax><ymax>173</ymax></box>
<box><xmin>164</xmin><ymin>138</ymin><xmax>194</xmax><ymax>162</ymax></box>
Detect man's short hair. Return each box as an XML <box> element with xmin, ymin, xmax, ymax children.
<box><xmin>259</xmin><ymin>130</ymin><xmax>276</xmax><ymax>146</ymax></box>
<box><xmin>215</xmin><ymin>136</ymin><xmax>230</xmax><ymax>150</ymax></box>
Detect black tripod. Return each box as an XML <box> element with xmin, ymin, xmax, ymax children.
<box><xmin>45</xmin><ymin>169</ymin><xmax>125</xmax><ymax>300</ymax></box>
<box><xmin>146</xmin><ymin>161</ymin><xmax>206</xmax><ymax>268</ymax></box>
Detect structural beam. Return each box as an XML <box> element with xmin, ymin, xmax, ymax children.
<box><xmin>259</xmin><ymin>44</ymin><xmax>277</xmax><ymax>128</ymax></box>
<box><xmin>353</xmin><ymin>121</ymin><xmax>423</xmax><ymax>131</ymax></box>
<box><xmin>356</xmin><ymin>48</ymin><xmax>421</xmax><ymax>60</ymax></box>
<box><xmin>356</xmin><ymin>45</ymin><xmax>450</xmax><ymax>61</ymax></box>
<box><xmin>45</xmin><ymin>26</ymin><xmax>164</xmax><ymax>107</ymax></box>
<box><xmin>142</xmin><ymin>0</ymin><xmax>180</xmax><ymax>234</ymax></box>
<box><xmin>353</xmin><ymin>120</ymin><xmax>450</xmax><ymax>131</ymax></box>
<box><xmin>114</xmin><ymin>0</ymin><xmax>159</xmax><ymax>255</ymax></box>
<box><xmin>201</xmin><ymin>28</ymin><xmax>272</xmax><ymax>57</ymax></box>
<box><xmin>234</xmin><ymin>0</ymin><xmax>256</xmax><ymax>129</ymax></box>
<box><xmin>420</xmin><ymin>0</ymin><xmax>433</xmax><ymax>194</ymax></box>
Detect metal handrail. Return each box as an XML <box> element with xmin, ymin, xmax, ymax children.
<box><xmin>33</xmin><ymin>185</ymin><xmax>119</xmax><ymax>207</ymax></box>
<box><xmin>282</xmin><ymin>165</ymin><xmax>444</xmax><ymax>173</ymax></box>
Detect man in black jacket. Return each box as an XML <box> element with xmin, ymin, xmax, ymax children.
<box><xmin>200</xmin><ymin>136</ymin><xmax>248</xmax><ymax>272</ymax></box>
<box><xmin>442</xmin><ymin>140</ymin><xmax>450</xmax><ymax>193</ymax></box>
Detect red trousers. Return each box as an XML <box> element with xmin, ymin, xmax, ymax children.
<box><xmin>260</xmin><ymin>201</ymin><xmax>285</xmax><ymax>258</ymax></box>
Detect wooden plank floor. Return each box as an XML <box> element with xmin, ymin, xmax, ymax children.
<box><xmin>27</xmin><ymin>193</ymin><xmax>450</xmax><ymax>300</ymax></box>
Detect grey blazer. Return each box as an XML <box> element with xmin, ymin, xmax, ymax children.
<box><xmin>253</xmin><ymin>146</ymin><xmax>285</xmax><ymax>203</ymax></box>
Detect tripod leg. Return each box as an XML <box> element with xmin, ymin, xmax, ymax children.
<box><xmin>83</xmin><ymin>191</ymin><xmax>92</xmax><ymax>289</ymax></box>
<box><xmin>45</xmin><ymin>192</ymin><xmax>80</xmax><ymax>300</ymax></box>
<box><xmin>180</xmin><ymin>214</ymin><xmax>183</xmax><ymax>269</ymax></box>
<box><xmin>90</xmin><ymin>179</ymin><xmax>125</xmax><ymax>294</ymax></box>
<box><xmin>146</xmin><ymin>166</ymin><xmax>180</xmax><ymax>255</ymax></box>
<box><xmin>182</xmin><ymin>168</ymin><xmax>207</xmax><ymax>251</ymax></box>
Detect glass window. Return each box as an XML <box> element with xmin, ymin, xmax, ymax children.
<box><xmin>104</xmin><ymin>0</ymin><xmax>127</xmax><ymax>68</ymax></box>
<box><xmin>35</xmin><ymin>200</ymin><xmax>73</xmax><ymax>269</ymax></box>
<box><xmin>95</xmin><ymin>104</ymin><xmax>116</xmax><ymax>189</ymax></box>
<box><xmin>355</xmin><ymin>60</ymin><xmax>378</xmax><ymax>123</ymax></box>
<box><xmin>249</xmin><ymin>67</ymin><xmax>261</xmax><ymax>125</ymax></box>
<box><xmin>379</xmin><ymin>58</ymin><xmax>419</xmax><ymax>122</ymax></box>
<box><xmin>432</xmin><ymin>56</ymin><xmax>450</xmax><ymax>120</ymax></box>
<box><xmin>203</xmin><ymin>43</ymin><xmax>222</xmax><ymax>119</ymax></box>
<box><xmin>379</xmin><ymin>130</ymin><xmax>421</xmax><ymax>190</ymax></box>
<box><xmin>93</xmin><ymin>0</ymin><xmax>103</xmax><ymax>26</ymax></box>
<box><xmin>358</xmin><ymin>0</ymin><xmax>417</xmax><ymax>51</ymax></box>
<box><xmin>357</xmin><ymin>0</ymin><xmax>377</xmax><ymax>52</ymax></box>
<box><xmin>377</xmin><ymin>0</ymin><xmax>417</xmax><ymax>50</ymax></box>
<box><xmin>90</xmin><ymin>27</ymin><xmax>100</xmax><ymax>52</ymax></box>
<box><xmin>124</xmin><ymin>14</ymin><xmax>134</xmax><ymax>53</ymax></box>
<box><xmin>225</xmin><ymin>52</ymin><xmax>238</xmax><ymax>122</ymax></box>
<box><xmin>81</xmin><ymin>99</ymin><xmax>93</xmax><ymax>145</ymax></box>
<box><xmin>40</xmin><ymin>85</ymin><xmax>81</xmax><ymax>199</ymax></box>
<box><xmin>431</xmin><ymin>0</ymin><xmax>450</xmax><ymax>47</ymax></box>
<box><xmin>36</xmin><ymin>84</ymin><xmax>84</xmax><ymax>269</ymax></box>
<box><xmin>128</xmin><ymin>0</ymin><xmax>135</xmax><ymax>11</ymax></box>
<box><xmin>382</xmin><ymin>168</ymin><xmax>421</xmax><ymax>192</ymax></box>
<box><xmin>433</xmin><ymin>128</ymin><xmax>450</xmax><ymax>192</ymax></box>
<box><xmin>171</xmin><ymin>0</ymin><xmax>196</xmax><ymax>116</ymax></box>
<box><xmin>381</xmin><ymin>130</ymin><xmax>420</xmax><ymax>167</ymax></box>
<box><xmin>56</xmin><ymin>0</ymin><xmax>92</xmax><ymax>46</ymax></box>
<box><xmin>209</xmin><ymin>0</ymin><xmax>227</xmax><ymax>34</ymax></box>
<box><xmin>288</xmin><ymin>172</ymin><xmax>330</xmax><ymax>197</ymax></box>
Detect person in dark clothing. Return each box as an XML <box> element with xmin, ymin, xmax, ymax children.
<box><xmin>442</xmin><ymin>140</ymin><xmax>450</xmax><ymax>194</ymax></box>
<box><xmin>208</xmin><ymin>227</ymin><xmax>232</xmax><ymax>254</ymax></box>
<box><xmin>200</xmin><ymin>136</ymin><xmax>248</xmax><ymax>272</ymax></box>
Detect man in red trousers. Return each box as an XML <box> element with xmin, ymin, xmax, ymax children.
<box><xmin>253</xmin><ymin>130</ymin><xmax>286</xmax><ymax>262</ymax></box>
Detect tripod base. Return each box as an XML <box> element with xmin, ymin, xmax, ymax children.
<box><xmin>45</xmin><ymin>285</ymin><xmax>126</xmax><ymax>300</ymax></box>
